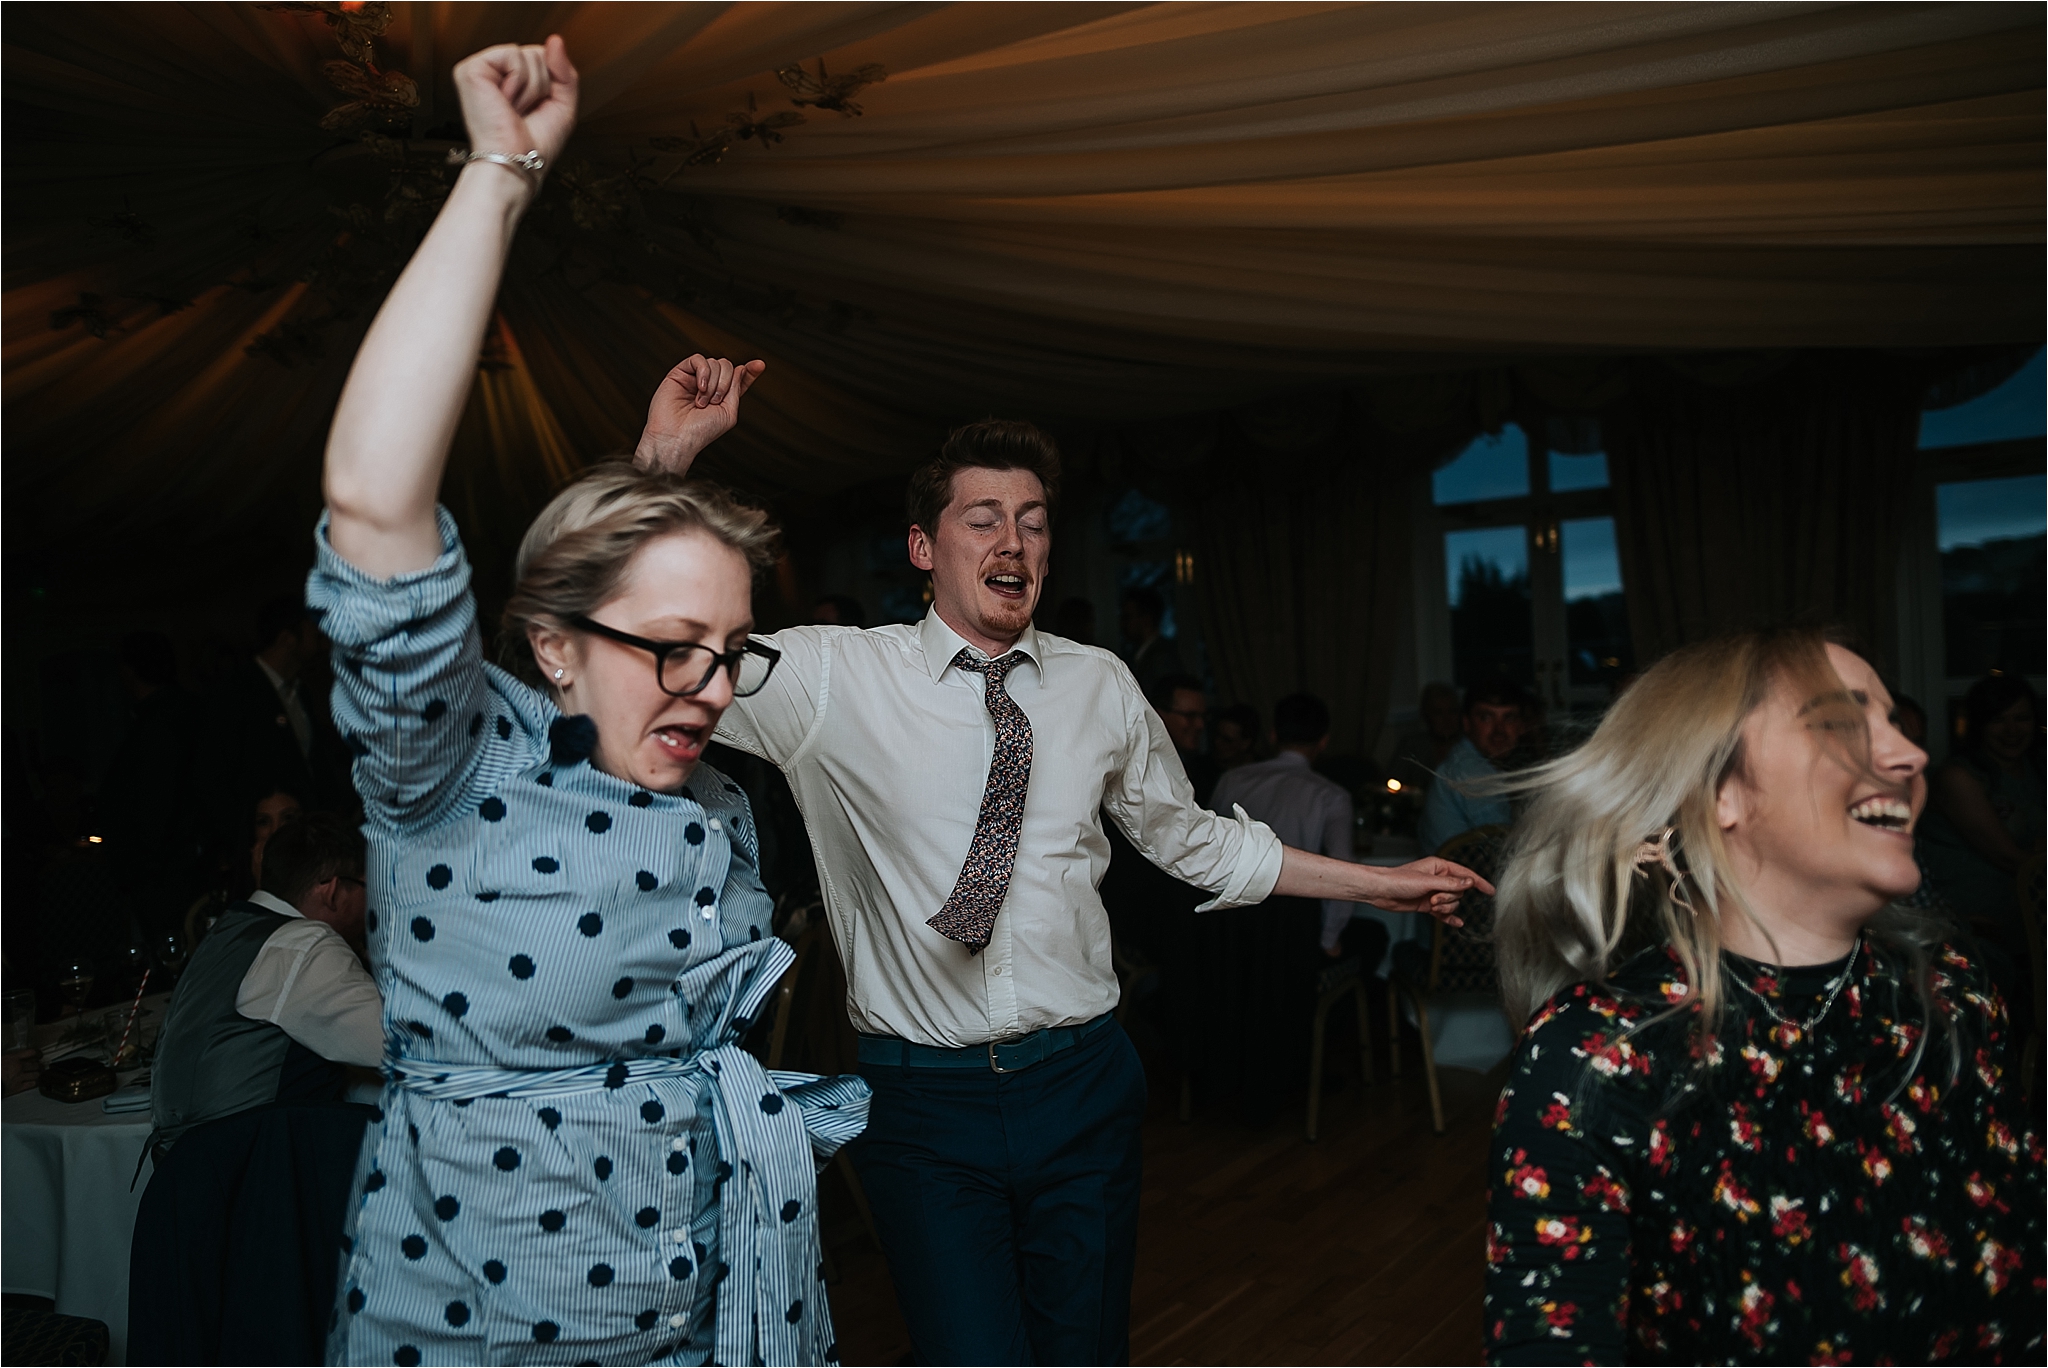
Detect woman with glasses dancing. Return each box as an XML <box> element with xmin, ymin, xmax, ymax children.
<box><xmin>314</xmin><ymin>36</ymin><xmax>864</xmax><ymax>1366</ymax></box>
<box><xmin>1484</xmin><ymin>628</ymin><xmax>2042</xmax><ymax>1365</ymax></box>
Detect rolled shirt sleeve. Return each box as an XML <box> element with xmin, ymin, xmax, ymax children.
<box><xmin>1103</xmin><ymin>680</ymin><xmax>1282</xmax><ymax>912</ymax></box>
<box><xmin>237</xmin><ymin>920</ymin><xmax>386</xmax><ymax>1068</ymax></box>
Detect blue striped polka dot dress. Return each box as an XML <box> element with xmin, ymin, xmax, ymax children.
<box><xmin>311</xmin><ymin>509</ymin><xmax>867</xmax><ymax>1366</ymax></box>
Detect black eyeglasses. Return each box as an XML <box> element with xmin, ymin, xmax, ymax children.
<box><xmin>568</xmin><ymin>616</ymin><xmax>781</xmax><ymax>699</ymax></box>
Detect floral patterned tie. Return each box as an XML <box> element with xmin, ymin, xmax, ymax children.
<box><xmin>928</xmin><ymin>649</ymin><xmax>1033</xmax><ymax>953</ymax></box>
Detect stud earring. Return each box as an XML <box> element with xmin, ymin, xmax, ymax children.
<box><xmin>553</xmin><ymin>669</ymin><xmax>565</xmax><ymax>681</ymax></box>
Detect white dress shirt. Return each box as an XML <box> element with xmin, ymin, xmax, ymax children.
<box><xmin>717</xmin><ymin>610</ymin><xmax>1283</xmax><ymax>1047</ymax></box>
<box><xmin>1210</xmin><ymin>750</ymin><xmax>1359</xmax><ymax>951</ymax></box>
<box><xmin>236</xmin><ymin>889</ymin><xmax>384</xmax><ymax>1067</ymax></box>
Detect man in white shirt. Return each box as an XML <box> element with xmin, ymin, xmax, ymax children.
<box><xmin>152</xmin><ymin>812</ymin><xmax>383</xmax><ymax>1150</ymax></box>
<box><xmin>1204</xmin><ymin>693</ymin><xmax>1389</xmax><ymax>1123</ymax></box>
<box><xmin>690</xmin><ymin>419</ymin><xmax>1486</xmax><ymax>1365</ymax></box>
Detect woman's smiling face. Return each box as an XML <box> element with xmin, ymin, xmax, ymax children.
<box><xmin>1717</xmin><ymin>644</ymin><xmax>1929</xmax><ymax>928</ymax></box>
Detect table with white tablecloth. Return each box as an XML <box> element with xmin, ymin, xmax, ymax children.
<box><xmin>1353</xmin><ymin>854</ymin><xmax>1515</xmax><ymax>1073</ymax></box>
<box><xmin>2</xmin><ymin>997</ymin><xmax>167</xmax><ymax>1367</ymax></box>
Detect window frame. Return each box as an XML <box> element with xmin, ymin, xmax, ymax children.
<box><xmin>1895</xmin><ymin>434</ymin><xmax>2048</xmax><ymax>764</ymax></box>
<box><xmin>1411</xmin><ymin>430</ymin><xmax>1625</xmax><ymax>716</ymax></box>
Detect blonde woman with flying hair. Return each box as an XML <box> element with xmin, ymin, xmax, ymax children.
<box><xmin>312</xmin><ymin>35</ymin><xmax>864</xmax><ymax>1366</ymax></box>
<box><xmin>1482</xmin><ymin>627</ymin><xmax>2042</xmax><ymax>1365</ymax></box>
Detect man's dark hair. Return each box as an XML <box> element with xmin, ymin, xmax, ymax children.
<box><xmin>905</xmin><ymin>420</ymin><xmax>1061</xmax><ymax>537</ymax></box>
<box><xmin>1273</xmin><ymin>693</ymin><xmax>1331</xmax><ymax>745</ymax></box>
<box><xmin>1144</xmin><ymin>672</ymin><xmax>1205</xmax><ymax>715</ymax></box>
<box><xmin>255</xmin><ymin>593</ymin><xmax>312</xmax><ymax>652</ymax></box>
<box><xmin>1213</xmin><ymin>702</ymin><xmax>1259</xmax><ymax>738</ymax></box>
<box><xmin>259</xmin><ymin>811</ymin><xmax>366</xmax><ymax>906</ymax></box>
<box><xmin>1464</xmin><ymin>676</ymin><xmax>1532</xmax><ymax>715</ymax></box>
<box><xmin>117</xmin><ymin>631</ymin><xmax>179</xmax><ymax>689</ymax></box>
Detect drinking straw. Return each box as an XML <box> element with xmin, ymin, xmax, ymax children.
<box><xmin>113</xmin><ymin>969</ymin><xmax>150</xmax><ymax>1067</ymax></box>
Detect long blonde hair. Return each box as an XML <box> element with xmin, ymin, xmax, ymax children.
<box><xmin>1490</xmin><ymin>626</ymin><xmax>1956</xmax><ymax>1074</ymax></box>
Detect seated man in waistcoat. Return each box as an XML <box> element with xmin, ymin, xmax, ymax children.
<box><xmin>150</xmin><ymin>811</ymin><xmax>382</xmax><ymax>1150</ymax></box>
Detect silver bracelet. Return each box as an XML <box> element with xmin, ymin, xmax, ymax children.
<box><xmin>446</xmin><ymin>148</ymin><xmax>546</xmax><ymax>183</ymax></box>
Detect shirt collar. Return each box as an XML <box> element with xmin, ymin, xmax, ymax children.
<box><xmin>247</xmin><ymin>888</ymin><xmax>305</xmax><ymax>920</ymax></box>
<box><xmin>1269</xmin><ymin>749</ymin><xmax>1313</xmax><ymax>771</ymax></box>
<box><xmin>917</xmin><ymin>607</ymin><xmax>1043</xmax><ymax>684</ymax></box>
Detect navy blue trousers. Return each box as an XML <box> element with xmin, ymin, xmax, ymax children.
<box><xmin>848</xmin><ymin>1019</ymin><xmax>1147</xmax><ymax>1366</ymax></box>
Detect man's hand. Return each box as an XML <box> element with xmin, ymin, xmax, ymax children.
<box><xmin>1273</xmin><ymin>848</ymin><xmax>1494</xmax><ymax>928</ymax></box>
<box><xmin>633</xmin><ymin>355</ymin><xmax>766</xmax><ymax>476</ymax></box>
<box><xmin>1357</xmin><ymin>856</ymin><xmax>1495</xmax><ymax>925</ymax></box>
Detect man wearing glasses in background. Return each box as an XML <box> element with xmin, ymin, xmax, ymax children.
<box><xmin>150</xmin><ymin>811</ymin><xmax>383</xmax><ymax>1154</ymax></box>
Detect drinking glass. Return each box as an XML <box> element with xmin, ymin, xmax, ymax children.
<box><xmin>158</xmin><ymin>933</ymin><xmax>188</xmax><ymax>979</ymax></box>
<box><xmin>3</xmin><ymin>990</ymin><xmax>35</xmax><ymax>1053</ymax></box>
<box><xmin>56</xmin><ymin>961</ymin><xmax>93</xmax><ymax>1017</ymax></box>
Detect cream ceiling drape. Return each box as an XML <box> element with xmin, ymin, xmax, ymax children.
<box><xmin>4</xmin><ymin>1</ymin><xmax>2041</xmax><ymax>605</ymax></box>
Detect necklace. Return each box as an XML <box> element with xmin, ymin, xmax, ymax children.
<box><xmin>1731</xmin><ymin>941</ymin><xmax>1860</xmax><ymax>1039</ymax></box>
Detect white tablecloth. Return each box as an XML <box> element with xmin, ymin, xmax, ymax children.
<box><xmin>3</xmin><ymin>997</ymin><xmax>167</xmax><ymax>1367</ymax></box>
<box><xmin>3</xmin><ymin>1077</ymin><xmax>153</xmax><ymax>1364</ymax></box>
<box><xmin>1353</xmin><ymin>855</ymin><xmax>1515</xmax><ymax>1073</ymax></box>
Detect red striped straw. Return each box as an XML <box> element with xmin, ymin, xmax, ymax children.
<box><xmin>113</xmin><ymin>969</ymin><xmax>150</xmax><ymax>1068</ymax></box>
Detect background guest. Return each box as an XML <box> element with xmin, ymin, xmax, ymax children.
<box><xmin>1389</xmin><ymin>681</ymin><xmax>1463</xmax><ymax>796</ymax></box>
<box><xmin>150</xmin><ymin>811</ymin><xmax>381</xmax><ymax>1152</ymax></box>
<box><xmin>1917</xmin><ymin>673</ymin><xmax>2044</xmax><ymax>1019</ymax></box>
<box><xmin>1417</xmin><ymin>677</ymin><xmax>1531</xmax><ymax>854</ymax></box>
<box><xmin>1147</xmin><ymin>671</ymin><xmax>1218</xmax><ymax>804</ymax></box>
<box><xmin>1211</xmin><ymin>694</ymin><xmax>1384</xmax><ymax>964</ymax></box>
<box><xmin>1211</xmin><ymin>702</ymin><xmax>1259</xmax><ymax>774</ymax></box>
<box><xmin>1190</xmin><ymin>693</ymin><xmax>1383</xmax><ymax>1122</ymax></box>
<box><xmin>1119</xmin><ymin>585</ymin><xmax>1183</xmax><ymax>698</ymax></box>
<box><xmin>200</xmin><ymin>595</ymin><xmax>351</xmax><ymax>857</ymax></box>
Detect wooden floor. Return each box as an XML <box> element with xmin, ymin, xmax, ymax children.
<box><xmin>823</xmin><ymin>1048</ymin><xmax>1501</xmax><ymax>1366</ymax></box>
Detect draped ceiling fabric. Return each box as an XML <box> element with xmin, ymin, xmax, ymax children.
<box><xmin>4</xmin><ymin>1</ymin><xmax>2043</xmax><ymax>619</ymax></box>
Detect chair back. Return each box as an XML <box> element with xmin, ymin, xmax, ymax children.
<box><xmin>1426</xmin><ymin>824</ymin><xmax>1510</xmax><ymax>993</ymax></box>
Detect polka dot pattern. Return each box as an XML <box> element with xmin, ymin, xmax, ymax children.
<box><xmin>313</xmin><ymin>510</ymin><xmax>852</xmax><ymax>1366</ymax></box>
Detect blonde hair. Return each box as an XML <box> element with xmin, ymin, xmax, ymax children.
<box><xmin>1490</xmin><ymin>626</ymin><xmax>1957</xmax><ymax>1077</ymax></box>
<box><xmin>501</xmin><ymin>462</ymin><xmax>779</xmax><ymax>688</ymax></box>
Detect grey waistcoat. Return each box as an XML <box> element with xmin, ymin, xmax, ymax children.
<box><xmin>150</xmin><ymin>901</ymin><xmax>345</xmax><ymax>1148</ymax></box>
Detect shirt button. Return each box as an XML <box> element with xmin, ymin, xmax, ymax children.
<box><xmin>700</xmin><ymin>906</ymin><xmax>716</xmax><ymax>920</ymax></box>
<box><xmin>670</xmin><ymin>1138</ymin><xmax>686</xmax><ymax>1151</ymax></box>
<box><xmin>708</xmin><ymin>818</ymin><xmax>721</xmax><ymax>832</ymax></box>
<box><xmin>671</xmin><ymin>1229</ymin><xmax>688</xmax><ymax>1243</ymax></box>
<box><xmin>669</xmin><ymin>1313</ymin><xmax>686</xmax><ymax>1328</ymax></box>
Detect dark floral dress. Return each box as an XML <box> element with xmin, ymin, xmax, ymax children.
<box><xmin>1485</xmin><ymin>938</ymin><xmax>2044</xmax><ymax>1364</ymax></box>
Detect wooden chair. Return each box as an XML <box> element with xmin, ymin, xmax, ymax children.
<box><xmin>1389</xmin><ymin>824</ymin><xmax>1509</xmax><ymax>1134</ymax></box>
<box><xmin>2017</xmin><ymin>852</ymin><xmax>2044</xmax><ymax>1100</ymax></box>
<box><xmin>764</xmin><ymin>916</ymin><xmax>882</xmax><ymax>1275</ymax></box>
<box><xmin>1304</xmin><ymin>953</ymin><xmax>1374</xmax><ymax>1141</ymax></box>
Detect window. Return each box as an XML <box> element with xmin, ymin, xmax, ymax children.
<box><xmin>1919</xmin><ymin>348</ymin><xmax>2046</xmax><ymax>450</ymax></box>
<box><xmin>1937</xmin><ymin>474</ymin><xmax>2045</xmax><ymax>678</ymax></box>
<box><xmin>1421</xmin><ymin>424</ymin><xmax>1633</xmax><ymax>712</ymax></box>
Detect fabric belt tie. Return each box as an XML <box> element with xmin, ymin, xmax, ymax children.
<box><xmin>856</xmin><ymin>1012</ymin><xmax>1115</xmax><ymax>1074</ymax></box>
<box><xmin>386</xmin><ymin>1036</ymin><xmax>869</xmax><ymax>1367</ymax></box>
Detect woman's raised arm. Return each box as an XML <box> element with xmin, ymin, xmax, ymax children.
<box><xmin>323</xmin><ymin>37</ymin><xmax>578</xmax><ymax>578</ymax></box>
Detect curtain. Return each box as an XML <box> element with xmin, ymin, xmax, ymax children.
<box><xmin>1194</xmin><ymin>401</ymin><xmax>1409</xmax><ymax>758</ymax></box>
<box><xmin>1604</xmin><ymin>357</ymin><xmax>1925</xmax><ymax>669</ymax></box>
